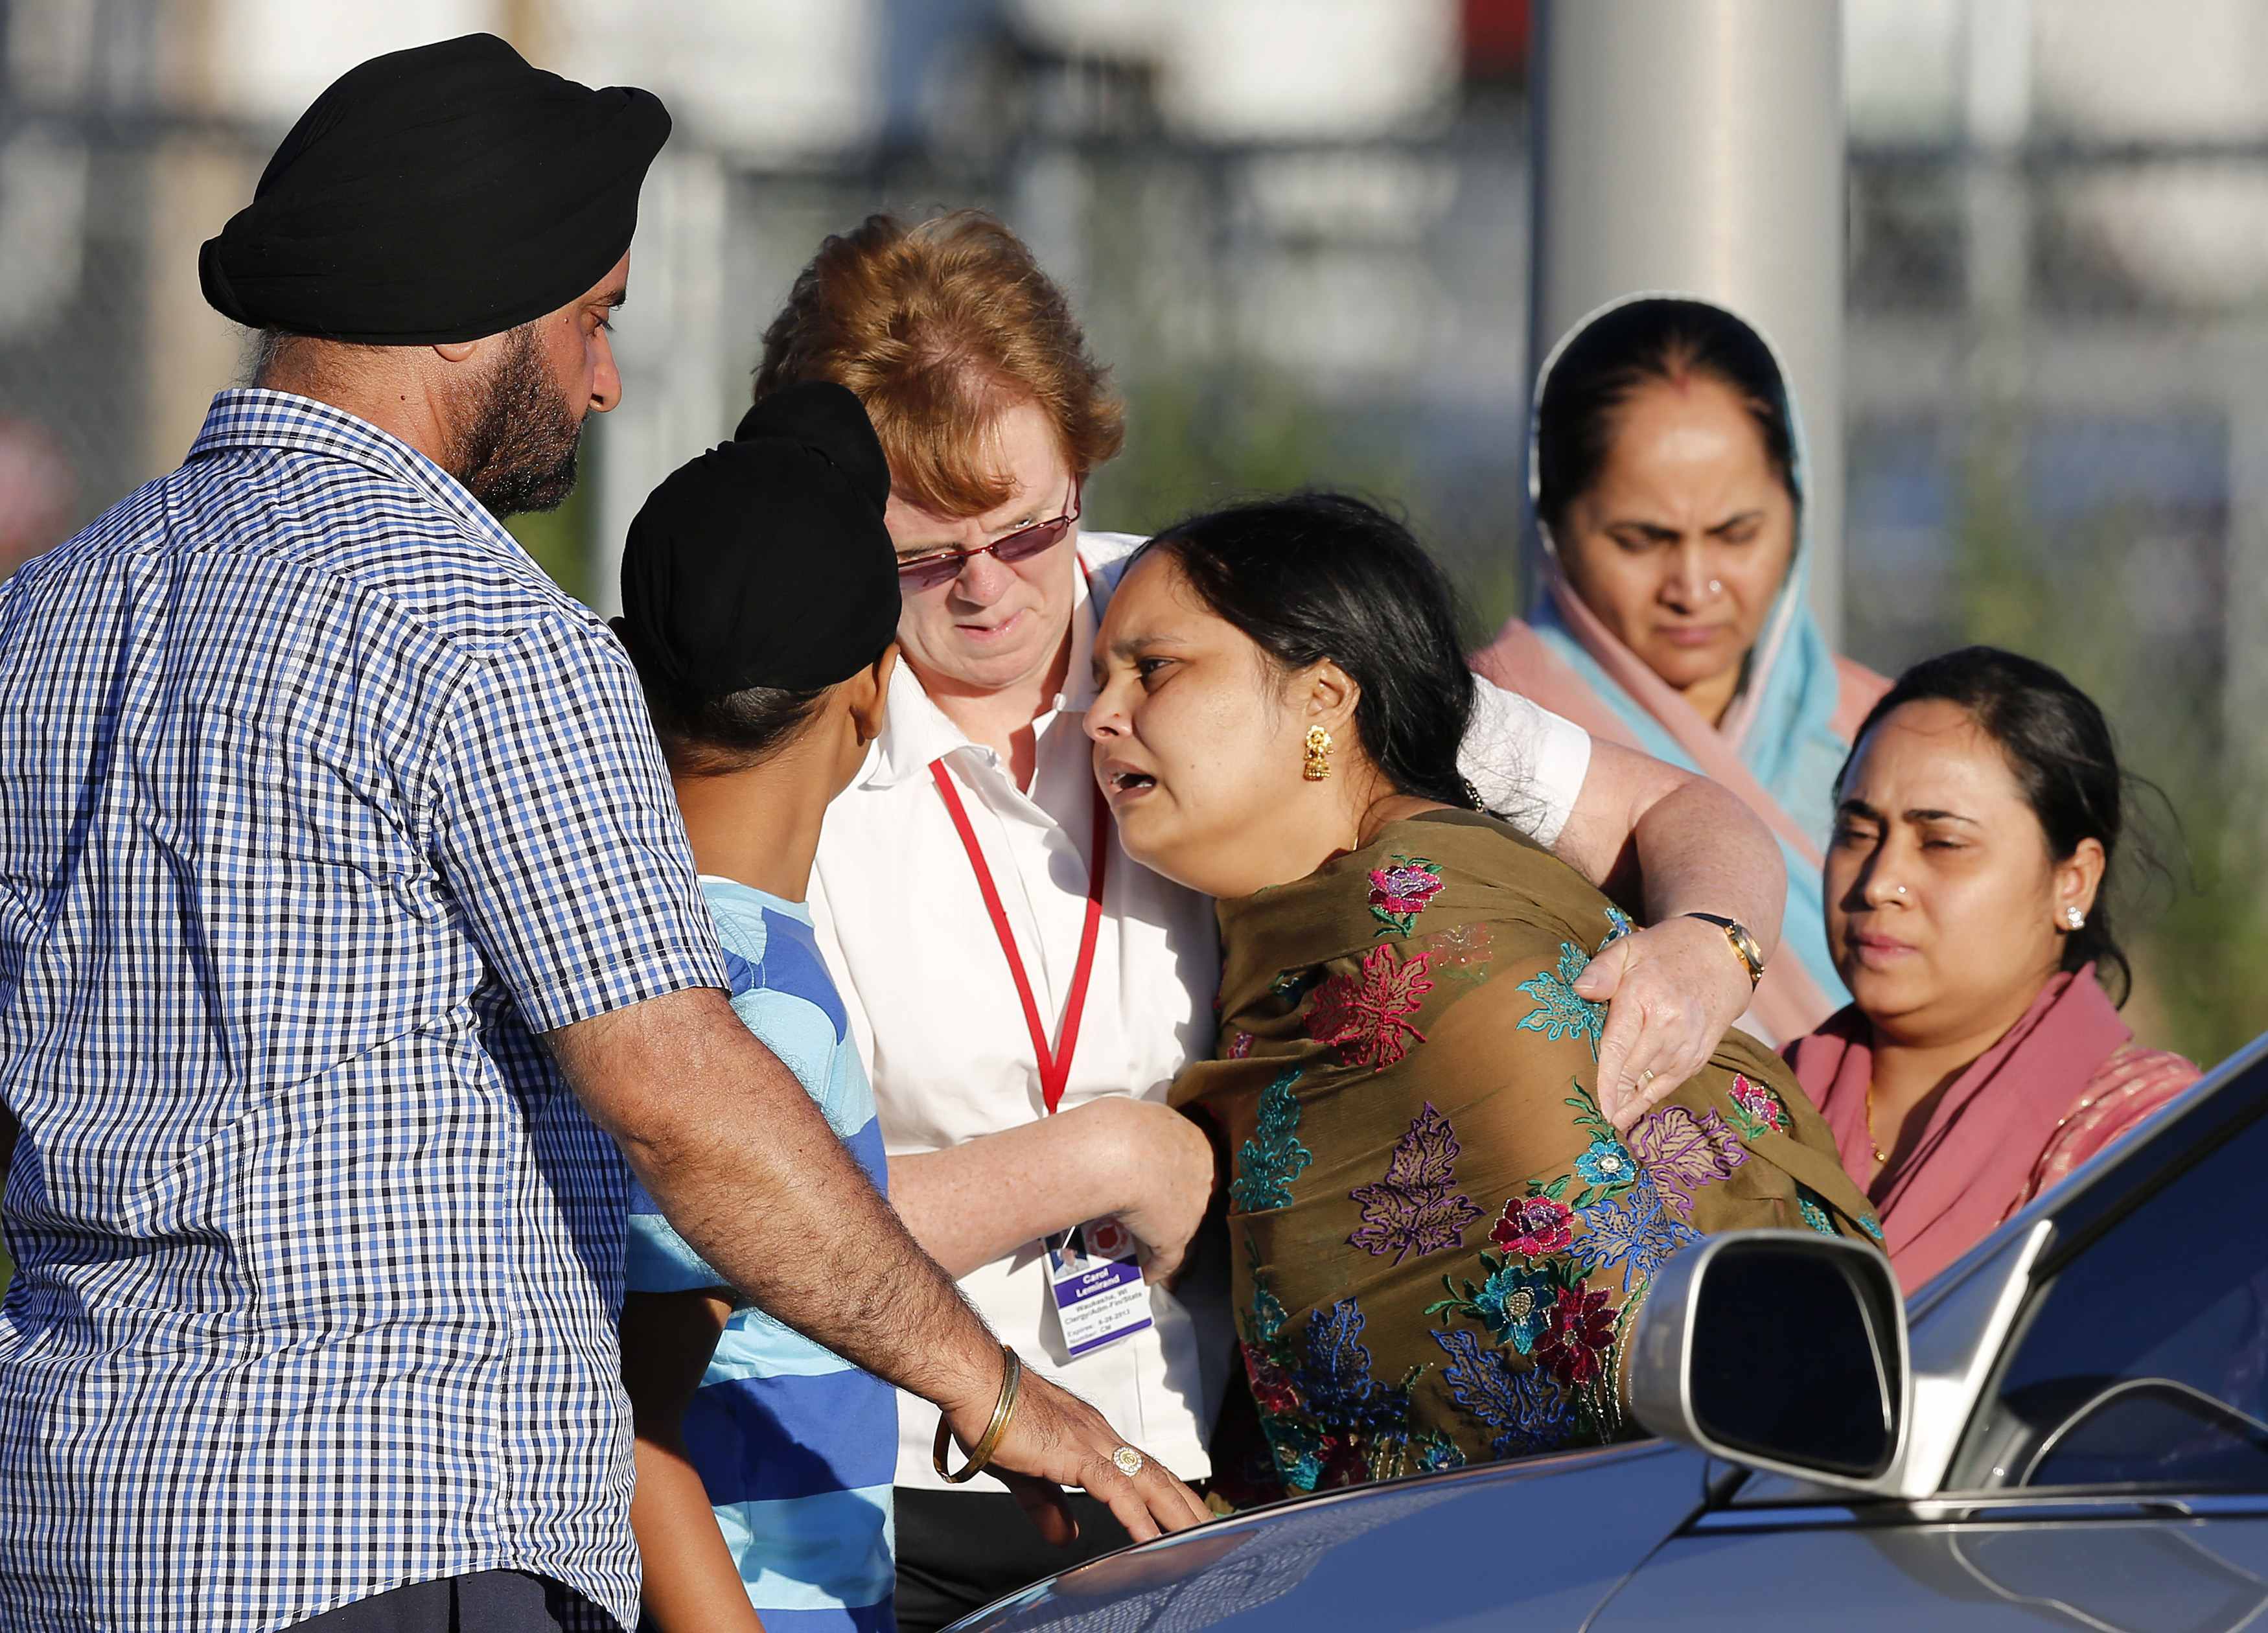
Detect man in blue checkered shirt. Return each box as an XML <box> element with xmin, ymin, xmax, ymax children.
<box><xmin>0</xmin><ymin>35</ymin><xmax>1200</xmax><ymax>1633</ymax></box>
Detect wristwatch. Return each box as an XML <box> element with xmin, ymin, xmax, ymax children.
<box><xmin>1684</xmin><ymin>913</ymin><xmax>1765</xmax><ymax>990</ymax></box>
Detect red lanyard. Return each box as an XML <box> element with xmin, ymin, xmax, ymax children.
<box><xmin>929</xmin><ymin>758</ymin><xmax>1108</xmax><ymax>1116</ymax></box>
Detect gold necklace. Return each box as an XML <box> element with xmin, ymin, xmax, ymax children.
<box><xmin>1864</xmin><ymin>1080</ymin><xmax>1890</xmax><ymax>1167</ymax></box>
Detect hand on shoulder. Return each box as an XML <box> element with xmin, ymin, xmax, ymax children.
<box><xmin>1573</xmin><ymin>914</ymin><xmax>1757</xmax><ymax>1131</ymax></box>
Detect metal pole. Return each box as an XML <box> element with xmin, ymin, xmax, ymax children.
<box><xmin>1529</xmin><ymin>0</ymin><xmax>1846</xmax><ymax>637</ymax></box>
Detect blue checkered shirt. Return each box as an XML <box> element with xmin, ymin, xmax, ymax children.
<box><xmin>0</xmin><ymin>391</ymin><xmax>727</xmax><ymax>1631</ymax></box>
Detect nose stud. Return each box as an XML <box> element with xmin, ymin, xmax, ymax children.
<box><xmin>1707</xmin><ymin>579</ymin><xmax>1723</xmax><ymax>596</ymax></box>
<box><xmin>1893</xmin><ymin>885</ymin><xmax>1908</xmax><ymax>898</ymax></box>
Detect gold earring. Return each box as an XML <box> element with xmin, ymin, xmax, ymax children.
<box><xmin>1303</xmin><ymin>724</ymin><xmax>1332</xmax><ymax>782</ymax></box>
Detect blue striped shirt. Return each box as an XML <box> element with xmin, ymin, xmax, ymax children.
<box><xmin>0</xmin><ymin>391</ymin><xmax>728</xmax><ymax>1632</ymax></box>
<box><xmin>625</xmin><ymin>880</ymin><xmax>896</xmax><ymax>1633</ymax></box>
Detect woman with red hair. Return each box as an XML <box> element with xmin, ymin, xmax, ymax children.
<box><xmin>755</xmin><ymin>211</ymin><xmax>1796</xmax><ymax>1628</ymax></box>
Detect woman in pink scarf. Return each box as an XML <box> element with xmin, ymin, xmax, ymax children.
<box><xmin>1787</xmin><ymin>647</ymin><xmax>2199</xmax><ymax>1290</ymax></box>
<box><xmin>1475</xmin><ymin>295</ymin><xmax>1888</xmax><ymax>1047</ymax></box>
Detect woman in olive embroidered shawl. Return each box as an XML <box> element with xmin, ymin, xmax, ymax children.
<box><xmin>1085</xmin><ymin>494</ymin><xmax>1880</xmax><ymax>1501</ymax></box>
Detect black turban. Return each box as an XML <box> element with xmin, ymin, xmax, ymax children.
<box><xmin>618</xmin><ymin>382</ymin><xmax>901</xmax><ymax>701</ymax></box>
<box><xmin>200</xmin><ymin>33</ymin><xmax>669</xmax><ymax>345</ymax></box>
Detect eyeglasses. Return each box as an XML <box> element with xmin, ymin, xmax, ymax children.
<box><xmin>895</xmin><ymin>481</ymin><xmax>1081</xmax><ymax>593</ymax></box>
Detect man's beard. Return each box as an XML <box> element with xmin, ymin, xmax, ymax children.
<box><xmin>450</xmin><ymin>324</ymin><xmax>585</xmax><ymax>519</ymax></box>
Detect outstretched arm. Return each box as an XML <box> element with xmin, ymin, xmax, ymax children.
<box><xmin>1546</xmin><ymin>739</ymin><xmax>1785</xmax><ymax>1128</ymax></box>
<box><xmin>889</xmin><ymin>1096</ymin><xmax>1216</xmax><ymax>1282</ymax></box>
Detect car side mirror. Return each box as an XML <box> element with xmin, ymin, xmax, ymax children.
<box><xmin>1628</xmin><ymin>1229</ymin><xmax>1909</xmax><ymax>1492</ymax></box>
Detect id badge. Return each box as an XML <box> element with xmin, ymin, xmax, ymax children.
<box><xmin>1045</xmin><ymin>1217</ymin><xmax>1153</xmax><ymax>1357</ymax></box>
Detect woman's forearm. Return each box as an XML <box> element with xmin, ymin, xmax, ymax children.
<box><xmin>1549</xmin><ymin>739</ymin><xmax>1786</xmax><ymax>958</ymax></box>
<box><xmin>888</xmin><ymin>1100</ymin><xmax>1140</xmax><ymax>1278</ymax></box>
<box><xmin>1628</xmin><ymin>774</ymin><xmax>1787</xmax><ymax>960</ymax></box>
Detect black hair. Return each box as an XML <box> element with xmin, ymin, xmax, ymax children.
<box><xmin>1140</xmin><ymin>492</ymin><xmax>1490</xmax><ymax>813</ymax></box>
<box><xmin>609</xmin><ymin>616</ymin><xmax>829</xmax><ymax>777</ymax></box>
<box><xmin>1534</xmin><ymin>298</ymin><xmax>1798</xmax><ymax>537</ymax></box>
<box><xmin>1838</xmin><ymin>645</ymin><xmax>2137</xmax><ymax>1003</ymax></box>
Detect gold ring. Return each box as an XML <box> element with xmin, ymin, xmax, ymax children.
<box><xmin>1638</xmin><ymin>1069</ymin><xmax>1657</xmax><ymax>1087</ymax></box>
<box><xmin>1111</xmin><ymin>1445</ymin><xmax>1145</xmax><ymax>1478</ymax></box>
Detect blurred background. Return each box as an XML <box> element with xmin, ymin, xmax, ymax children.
<box><xmin>1</xmin><ymin>0</ymin><xmax>2263</xmax><ymax>1065</ymax></box>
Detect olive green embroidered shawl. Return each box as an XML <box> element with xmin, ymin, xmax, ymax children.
<box><xmin>1174</xmin><ymin>809</ymin><xmax>1879</xmax><ymax>1500</ymax></box>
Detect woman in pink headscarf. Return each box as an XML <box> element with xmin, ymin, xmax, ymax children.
<box><xmin>1475</xmin><ymin>295</ymin><xmax>1888</xmax><ymax>1047</ymax></box>
<box><xmin>1787</xmin><ymin>647</ymin><xmax>2199</xmax><ymax>1290</ymax></box>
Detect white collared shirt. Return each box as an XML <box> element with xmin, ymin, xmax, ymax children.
<box><xmin>807</xmin><ymin>531</ymin><xmax>1592</xmax><ymax>1492</ymax></box>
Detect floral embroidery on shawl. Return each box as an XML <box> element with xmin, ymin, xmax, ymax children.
<box><xmin>1431</xmin><ymin>1247</ymin><xmax>1623</xmax><ymax>1437</ymax></box>
<box><xmin>1535</xmin><ymin>1284</ymin><xmax>1618</xmax><ymax>1389</ymax></box>
<box><xmin>1526</xmin><ymin>1085</ymin><xmax>1639</xmax><ymax>1210</ymax></box>
<box><xmin>1347</xmin><ymin>1101</ymin><xmax>1483</xmax><ymax>1264</ymax></box>
<box><xmin>1294</xmin><ymin>1300</ymin><xmax>1406</xmax><ymax>1433</ymax></box>
<box><xmin>1231</xmin><ymin>1067</ymin><xmax>1312</xmax><ymax>1212</ymax></box>
<box><xmin>1857</xmin><ymin>1210</ymin><xmax>1885</xmax><ymax>1243</ymax></box>
<box><xmin>1575</xmin><ymin>1140</ymin><xmax>1637</xmax><ymax>1189</ymax></box>
<box><xmin>1424</xmin><ymin>921</ymin><xmax>1496</xmax><ymax>986</ymax></box>
<box><xmin>1796</xmin><ymin>1187</ymin><xmax>1836</xmax><ymax>1236</ymax></box>
<box><xmin>1211</xmin><ymin>813</ymin><xmax>1873</xmax><ymax>1496</ymax></box>
<box><xmin>1226</xmin><ymin>1030</ymin><xmax>1255</xmax><ymax>1060</ymax></box>
<box><xmin>1726</xmin><ymin>1072</ymin><xmax>1792</xmax><ymax>1140</ymax></box>
<box><xmin>1246</xmin><ymin>1247</ymin><xmax>1291</xmax><ymax>1344</ymax></box>
<box><xmin>1490</xmin><ymin>1194</ymin><xmax>1575</xmax><ymax>1258</ymax></box>
<box><xmin>1433</xmin><ymin>1251</ymin><xmax>1558</xmax><ymax>1345</ymax></box>
<box><xmin>1240</xmin><ymin>1251</ymin><xmax>1297</xmax><ymax>1409</ymax></box>
<box><xmin>1628</xmin><ymin>1104</ymin><xmax>1749</xmax><ymax>1214</ymax></box>
<box><xmin>1367</xmin><ymin>855</ymin><xmax>1446</xmax><ymax>936</ymax></box>
<box><xmin>1568</xmin><ymin>1174</ymin><xmax>1704</xmax><ymax>1291</ymax></box>
<box><xmin>1428</xmin><ymin>1255</ymin><xmax>1620</xmax><ymax>1440</ymax></box>
<box><xmin>1422</xmin><ymin>1067</ymin><xmax>1718</xmax><ymax>1448</ymax></box>
<box><xmin>1430</xmin><ymin>1328</ymin><xmax>1579</xmax><ymax>1458</ymax></box>
<box><xmin>1516</xmin><ymin>942</ymin><xmax>1606</xmax><ymax>1055</ymax></box>
<box><xmin>1468</xmin><ymin>1260</ymin><xmax>1559</xmax><ymax>1354</ymax></box>
<box><xmin>1306</xmin><ymin>944</ymin><xmax>1433</xmax><ymax>1071</ymax></box>
<box><xmin>1239</xmin><ymin>1247</ymin><xmax>1465</xmax><ymax>1493</ymax></box>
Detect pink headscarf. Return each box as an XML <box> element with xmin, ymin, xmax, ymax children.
<box><xmin>1471</xmin><ymin>292</ymin><xmax>1889</xmax><ymax>1047</ymax></box>
<box><xmin>1787</xmin><ymin>965</ymin><xmax>2133</xmax><ymax>1289</ymax></box>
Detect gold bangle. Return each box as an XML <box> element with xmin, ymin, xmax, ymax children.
<box><xmin>932</xmin><ymin>1345</ymin><xmax>1023</xmax><ymax>1484</ymax></box>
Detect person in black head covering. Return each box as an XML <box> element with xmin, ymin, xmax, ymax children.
<box><xmin>205</xmin><ymin>32</ymin><xmax>670</xmax><ymax>516</ymax></box>
<box><xmin>614</xmin><ymin>380</ymin><xmax>902</xmax><ymax>745</ymax></box>
<box><xmin>610</xmin><ymin>380</ymin><xmax>910</xmax><ymax>1631</ymax></box>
